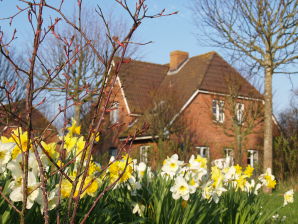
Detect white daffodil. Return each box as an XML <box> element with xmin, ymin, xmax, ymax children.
<box><xmin>0</xmin><ymin>141</ymin><xmax>14</xmax><ymax>173</ymax></box>
<box><xmin>127</xmin><ymin>176</ymin><xmax>142</xmax><ymax>194</ymax></box>
<box><xmin>244</xmin><ymin>179</ymin><xmax>262</xmax><ymax>195</ymax></box>
<box><xmin>211</xmin><ymin>186</ymin><xmax>227</xmax><ymax>203</ymax></box>
<box><xmin>36</xmin><ymin>189</ymin><xmax>58</xmax><ymax>213</ymax></box>
<box><xmin>202</xmin><ymin>182</ymin><xmax>213</xmax><ymax>201</ymax></box>
<box><xmin>132</xmin><ymin>203</ymin><xmax>145</xmax><ymax>217</ymax></box>
<box><xmin>136</xmin><ymin>162</ymin><xmax>152</xmax><ymax>179</ymax></box>
<box><xmin>9</xmin><ymin>171</ymin><xmax>41</xmax><ymax>209</ymax></box>
<box><xmin>283</xmin><ymin>189</ymin><xmax>294</xmax><ymax>206</ymax></box>
<box><xmin>189</xmin><ymin>154</ymin><xmax>207</xmax><ymax>170</ymax></box>
<box><xmin>170</xmin><ymin>176</ymin><xmax>190</xmax><ymax>201</ymax></box>
<box><xmin>161</xmin><ymin>154</ymin><xmax>183</xmax><ymax>178</ymax></box>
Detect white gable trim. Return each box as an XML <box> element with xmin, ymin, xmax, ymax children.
<box><xmin>116</xmin><ymin>76</ymin><xmax>131</xmax><ymax>115</ymax></box>
<box><xmin>119</xmin><ymin>135</ymin><xmax>158</xmax><ymax>141</ymax></box>
<box><xmin>197</xmin><ymin>90</ymin><xmax>263</xmax><ymax>102</ymax></box>
<box><xmin>168</xmin><ymin>89</ymin><xmax>263</xmax><ymax>127</ymax></box>
<box><xmin>168</xmin><ymin>89</ymin><xmax>200</xmax><ymax>126</ymax></box>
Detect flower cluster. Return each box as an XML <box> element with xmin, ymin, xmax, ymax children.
<box><xmin>159</xmin><ymin>154</ymin><xmax>276</xmax><ymax>203</ymax></box>
<box><xmin>0</xmin><ymin>119</ymin><xmax>102</xmax><ymax>213</ymax></box>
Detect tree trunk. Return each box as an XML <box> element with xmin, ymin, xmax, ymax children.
<box><xmin>263</xmin><ymin>66</ymin><xmax>273</xmax><ymax>192</ymax></box>
<box><xmin>74</xmin><ymin>103</ymin><xmax>82</xmax><ymax>125</ymax></box>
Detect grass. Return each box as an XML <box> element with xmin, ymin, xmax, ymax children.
<box><xmin>260</xmin><ymin>190</ymin><xmax>298</xmax><ymax>224</ymax></box>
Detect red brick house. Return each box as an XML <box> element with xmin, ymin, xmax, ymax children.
<box><xmin>100</xmin><ymin>51</ymin><xmax>280</xmax><ymax>168</ymax></box>
<box><xmin>0</xmin><ymin>100</ymin><xmax>57</xmax><ymax>142</ymax></box>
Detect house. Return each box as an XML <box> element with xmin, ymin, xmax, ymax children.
<box><xmin>0</xmin><ymin>100</ymin><xmax>57</xmax><ymax>142</ymax></box>
<box><xmin>98</xmin><ymin>51</ymin><xmax>280</xmax><ymax>168</ymax></box>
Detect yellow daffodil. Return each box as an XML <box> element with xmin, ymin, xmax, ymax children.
<box><xmin>85</xmin><ymin>176</ymin><xmax>101</xmax><ymax>197</ymax></box>
<box><xmin>64</xmin><ymin>133</ymin><xmax>77</xmax><ymax>152</ymax></box>
<box><xmin>211</xmin><ymin>166</ymin><xmax>223</xmax><ymax>188</ymax></box>
<box><xmin>234</xmin><ymin>164</ymin><xmax>242</xmax><ymax>175</ymax></box>
<box><xmin>109</xmin><ymin>157</ymin><xmax>133</xmax><ymax>183</ymax></box>
<box><xmin>11</xmin><ymin>128</ymin><xmax>31</xmax><ymax>154</ymax></box>
<box><xmin>41</xmin><ymin>141</ymin><xmax>57</xmax><ymax>159</ymax></box>
<box><xmin>67</xmin><ymin>118</ymin><xmax>81</xmax><ymax>135</ymax></box>
<box><xmin>61</xmin><ymin>179</ymin><xmax>73</xmax><ymax>198</ymax></box>
<box><xmin>243</xmin><ymin>165</ymin><xmax>254</xmax><ymax>177</ymax></box>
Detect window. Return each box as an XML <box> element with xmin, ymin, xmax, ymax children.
<box><xmin>224</xmin><ymin>148</ymin><xmax>234</xmax><ymax>166</ymax></box>
<box><xmin>140</xmin><ymin>146</ymin><xmax>150</xmax><ymax>163</ymax></box>
<box><xmin>212</xmin><ymin>100</ymin><xmax>225</xmax><ymax>123</ymax></box>
<box><xmin>110</xmin><ymin>102</ymin><xmax>119</xmax><ymax>124</ymax></box>
<box><xmin>224</xmin><ymin>148</ymin><xmax>234</xmax><ymax>158</ymax></box>
<box><xmin>236</xmin><ymin>103</ymin><xmax>244</xmax><ymax>124</ymax></box>
<box><xmin>247</xmin><ymin>150</ymin><xmax>258</xmax><ymax>167</ymax></box>
<box><xmin>196</xmin><ymin>146</ymin><xmax>209</xmax><ymax>158</ymax></box>
<box><xmin>109</xmin><ymin>147</ymin><xmax>118</xmax><ymax>157</ymax></box>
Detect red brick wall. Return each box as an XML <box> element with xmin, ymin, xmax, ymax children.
<box><xmin>181</xmin><ymin>93</ymin><xmax>264</xmax><ymax>165</ymax></box>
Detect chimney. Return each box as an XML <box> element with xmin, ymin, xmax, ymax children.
<box><xmin>169</xmin><ymin>50</ymin><xmax>189</xmax><ymax>71</ymax></box>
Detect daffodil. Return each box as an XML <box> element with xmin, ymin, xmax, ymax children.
<box><xmin>11</xmin><ymin>128</ymin><xmax>31</xmax><ymax>155</ymax></box>
<box><xmin>36</xmin><ymin>189</ymin><xmax>58</xmax><ymax>213</ymax></box>
<box><xmin>170</xmin><ymin>176</ymin><xmax>190</xmax><ymax>200</ymax></box>
<box><xmin>67</xmin><ymin>118</ymin><xmax>81</xmax><ymax>135</ymax></box>
<box><xmin>132</xmin><ymin>203</ymin><xmax>145</xmax><ymax>217</ymax></box>
<box><xmin>85</xmin><ymin>176</ymin><xmax>101</xmax><ymax>197</ymax></box>
<box><xmin>0</xmin><ymin>141</ymin><xmax>14</xmax><ymax>173</ymax></box>
<box><xmin>189</xmin><ymin>154</ymin><xmax>207</xmax><ymax>169</ymax></box>
<box><xmin>109</xmin><ymin>155</ymin><xmax>133</xmax><ymax>183</ymax></box>
<box><xmin>41</xmin><ymin>141</ymin><xmax>58</xmax><ymax>159</ymax></box>
<box><xmin>8</xmin><ymin>167</ymin><xmax>40</xmax><ymax>209</ymax></box>
<box><xmin>61</xmin><ymin>178</ymin><xmax>73</xmax><ymax>198</ymax></box>
<box><xmin>161</xmin><ymin>154</ymin><xmax>183</xmax><ymax>178</ymax></box>
<box><xmin>259</xmin><ymin>168</ymin><xmax>276</xmax><ymax>189</ymax></box>
<box><xmin>243</xmin><ymin>165</ymin><xmax>254</xmax><ymax>177</ymax></box>
<box><xmin>211</xmin><ymin>166</ymin><xmax>223</xmax><ymax>188</ymax></box>
<box><xmin>63</xmin><ymin>133</ymin><xmax>77</xmax><ymax>152</ymax></box>
<box><xmin>283</xmin><ymin>189</ymin><xmax>294</xmax><ymax>206</ymax></box>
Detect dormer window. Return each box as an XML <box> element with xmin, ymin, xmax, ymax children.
<box><xmin>212</xmin><ymin>100</ymin><xmax>225</xmax><ymax>123</ymax></box>
<box><xmin>110</xmin><ymin>102</ymin><xmax>119</xmax><ymax>124</ymax></box>
<box><xmin>236</xmin><ymin>103</ymin><xmax>244</xmax><ymax>124</ymax></box>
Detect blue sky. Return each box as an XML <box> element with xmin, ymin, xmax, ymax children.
<box><xmin>1</xmin><ymin>0</ymin><xmax>297</xmax><ymax>118</ymax></box>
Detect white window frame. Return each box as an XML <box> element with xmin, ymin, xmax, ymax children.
<box><xmin>224</xmin><ymin>148</ymin><xmax>234</xmax><ymax>158</ymax></box>
<box><xmin>140</xmin><ymin>146</ymin><xmax>150</xmax><ymax>163</ymax></box>
<box><xmin>212</xmin><ymin>100</ymin><xmax>225</xmax><ymax>123</ymax></box>
<box><xmin>236</xmin><ymin>103</ymin><xmax>244</xmax><ymax>124</ymax></box>
<box><xmin>196</xmin><ymin>146</ymin><xmax>209</xmax><ymax>158</ymax></box>
<box><xmin>247</xmin><ymin>149</ymin><xmax>258</xmax><ymax>167</ymax></box>
<box><xmin>110</xmin><ymin>102</ymin><xmax>119</xmax><ymax>124</ymax></box>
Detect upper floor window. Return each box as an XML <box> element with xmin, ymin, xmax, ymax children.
<box><xmin>247</xmin><ymin>149</ymin><xmax>258</xmax><ymax>167</ymax></box>
<box><xmin>140</xmin><ymin>146</ymin><xmax>150</xmax><ymax>163</ymax></box>
<box><xmin>212</xmin><ymin>100</ymin><xmax>225</xmax><ymax>123</ymax></box>
<box><xmin>110</xmin><ymin>102</ymin><xmax>119</xmax><ymax>124</ymax></box>
<box><xmin>236</xmin><ymin>103</ymin><xmax>244</xmax><ymax>124</ymax></box>
<box><xmin>196</xmin><ymin>146</ymin><xmax>209</xmax><ymax>158</ymax></box>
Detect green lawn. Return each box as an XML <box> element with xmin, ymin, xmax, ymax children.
<box><xmin>260</xmin><ymin>191</ymin><xmax>298</xmax><ymax>224</ymax></box>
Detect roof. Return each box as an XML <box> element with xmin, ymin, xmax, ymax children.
<box><xmin>118</xmin><ymin>60</ymin><xmax>168</xmax><ymax>114</ymax></box>
<box><xmin>0</xmin><ymin>100</ymin><xmax>56</xmax><ymax>133</ymax></box>
<box><xmin>118</xmin><ymin>51</ymin><xmax>263</xmax><ymax>115</ymax></box>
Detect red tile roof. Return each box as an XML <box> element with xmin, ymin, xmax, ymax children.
<box><xmin>118</xmin><ymin>51</ymin><xmax>262</xmax><ymax>115</ymax></box>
